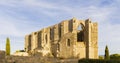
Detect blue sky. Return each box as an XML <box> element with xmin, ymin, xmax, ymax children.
<box><xmin>0</xmin><ymin>0</ymin><xmax>120</xmax><ymax>55</ymax></box>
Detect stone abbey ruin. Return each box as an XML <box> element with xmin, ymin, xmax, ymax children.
<box><xmin>25</xmin><ymin>18</ymin><xmax>98</xmax><ymax>59</ymax></box>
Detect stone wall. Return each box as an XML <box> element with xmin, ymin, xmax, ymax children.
<box><xmin>25</xmin><ymin>18</ymin><xmax>98</xmax><ymax>59</ymax></box>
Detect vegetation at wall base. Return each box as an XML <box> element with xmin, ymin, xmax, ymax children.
<box><xmin>78</xmin><ymin>59</ymin><xmax>120</xmax><ymax>63</ymax></box>
<box><xmin>99</xmin><ymin>56</ymin><xmax>104</xmax><ymax>59</ymax></box>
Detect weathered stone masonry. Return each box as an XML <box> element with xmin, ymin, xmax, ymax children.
<box><xmin>25</xmin><ymin>18</ymin><xmax>98</xmax><ymax>59</ymax></box>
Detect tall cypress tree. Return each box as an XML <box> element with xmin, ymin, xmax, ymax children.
<box><xmin>6</xmin><ymin>37</ymin><xmax>10</xmax><ymax>55</ymax></box>
<box><xmin>104</xmin><ymin>45</ymin><xmax>110</xmax><ymax>60</ymax></box>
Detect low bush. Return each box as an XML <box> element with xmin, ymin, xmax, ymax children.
<box><xmin>110</xmin><ymin>54</ymin><xmax>120</xmax><ymax>60</ymax></box>
<box><xmin>78</xmin><ymin>59</ymin><xmax>120</xmax><ymax>63</ymax></box>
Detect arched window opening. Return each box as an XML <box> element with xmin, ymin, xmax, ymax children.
<box><xmin>59</xmin><ymin>24</ymin><xmax>61</xmax><ymax>38</ymax></box>
<box><xmin>38</xmin><ymin>31</ymin><xmax>41</xmax><ymax>47</ymax></box>
<box><xmin>28</xmin><ymin>35</ymin><xmax>32</xmax><ymax>51</ymax></box>
<box><xmin>45</xmin><ymin>34</ymin><xmax>47</xmax><ymax>44</ymax></box>
<box><xmin>77</xmin><ymin>24</ymin><xmax>84</xmax><ymax>31</ymax></box>
<box><xmin>69</xmin><ymin>21</ymin><xmax>73</xmax><ymax>32</ymax></box>
<box><xmin>77</xmin><ymin>25</ymin><xmax>82</xmax><ymax>30</ymax></box>
<box><xmin>77</xmin><ymin>24</ymin><xmax>84</xmax><ymax>42</ymax></box>
<box><xmin>77</xmin><ymin>31</ymin><xmax>84</xmax><ymax>42</ymax></box>
<box><xmin>67</xmin><ymin>39</ymin><xmax>70</xmax><ymax>47</ymax></box>
<box><xmin>57</xmin><ymin>43</ymin><xmax>60</xmax><ymax>51</ymax></box>
<box><xmin>50</xmin><ymin>28</ymin><xmax>54</xmax><ymax>41</ymax></box>
<box><xmin>50</xmin><ymin>28</ymin><xmax>52</xmax><ymax>40</ymax></box>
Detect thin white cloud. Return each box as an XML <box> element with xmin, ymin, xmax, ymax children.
<box><xmin>0</xmin><ymin>17</ymin><xmax>21</xmax><ymax>36</ymax></box>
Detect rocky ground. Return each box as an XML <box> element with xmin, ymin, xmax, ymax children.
<box><xmin>0</xmin><ymin>51</ymin><xmax>78</xmax><ymax>63</ymax></box>
<box><xmin>5</xmin><ymin>56</ymin><xmax>78</xmax><ymax>63</ymax></box>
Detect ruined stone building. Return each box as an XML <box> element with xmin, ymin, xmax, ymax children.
<box><xmin>25</xmin><ymin>18</ymin><xmax>98</xmax><ymax>59</ymax></box>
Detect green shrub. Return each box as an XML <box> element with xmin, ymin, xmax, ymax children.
<box><xmin>104</xmin><ymin>45</ymin><xmax>110</xmax><ymax>60</ymax></box>
<box><xmin>78</xmin><ymin>59</ymin><xmax>120</xmax><ymax>63</ymax></box>
<box><xmin>6</xmin><ymin>37</ymin><xmax>11</xmax><ymax>55</ymax></box>
<box><xmin>99</xmin><ymin>56</ymin><xmax>104</xmax><ymax>59</ymax></box>
<box><xmin>110</xmin><ymin>54</ymin><xmax>120</xmax><ymax>60</ymax></box>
